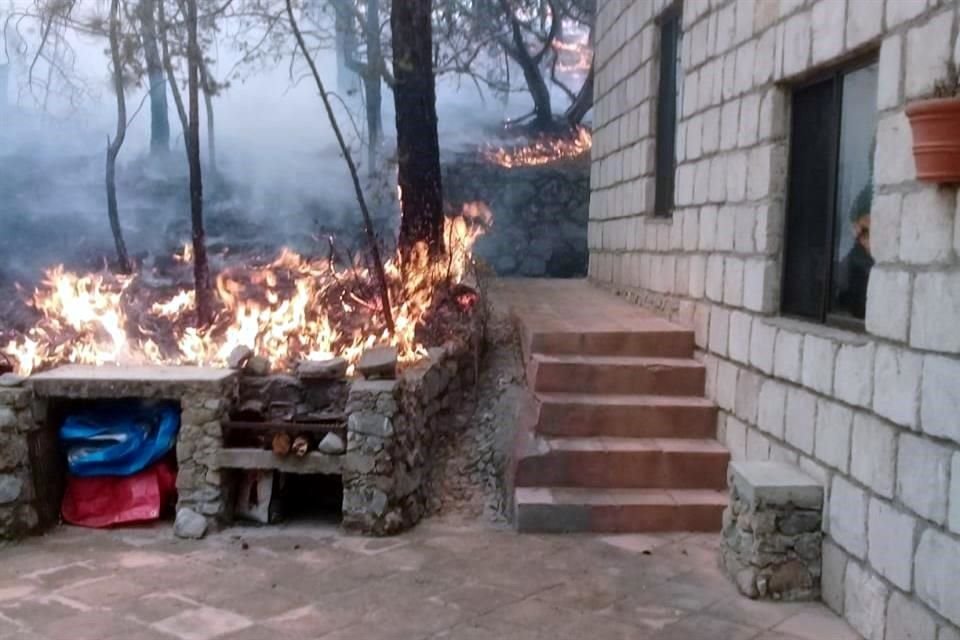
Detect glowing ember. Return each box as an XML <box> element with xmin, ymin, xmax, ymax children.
<box><xmin>553</xmin><ymin>38</ymin><xmax>592</xmax><ymax>74</ymax></box>
<box><xmin>1</xmin><ymin>205</ymin><xmax>492</xmax><ymax>376</ymax></box>
<box><xmin>483</xmin><ymin>126</ymin><xmax>593</xmax><ymax>169</ymax></box>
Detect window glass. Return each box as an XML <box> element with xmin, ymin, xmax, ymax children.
<box><xmin>654</xmin><ymin>8</ymin><xmax>680</xmax><ymax>217</ymax></box>
<box><xmin>830</xmin><ymin>63</ymin><xmax>878</xmax><ymax>321</ymax></box>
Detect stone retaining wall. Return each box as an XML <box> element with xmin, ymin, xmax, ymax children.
<box><xmin>0</xmin><ymin>387</ymin><xmax>39</xmax><ymax>539</ymax></box>
<box><xmin>590</xmin><ymin>1</ymin><xmax>960</xmax><ymax>638</ymax></box>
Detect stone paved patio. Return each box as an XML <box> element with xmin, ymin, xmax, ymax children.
<box><xmin>0</xmin><ymin>516</ymin><xmax>861</xmax><ymax>639</ymax></box>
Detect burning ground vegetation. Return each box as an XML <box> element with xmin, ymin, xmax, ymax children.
<box><xmin>482</xmin><ymin>126</ymin><xmax>593</xmax><ymax>169</ymax></box>
<box><xmin>0</xmin><ymin>204</ymin><xmax>492</xmax><ymax>377</ymax></box>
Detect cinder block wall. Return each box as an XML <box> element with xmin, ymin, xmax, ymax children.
<box><xmin>589</xmin><ymin>1</ymin><xmax>960</xmax><ymax>638</ymax></box>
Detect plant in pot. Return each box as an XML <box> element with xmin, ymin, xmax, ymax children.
<box><xmin>906</xmin><ymin>60</ymin><xmax>960</xmax><ymax>184</ymax></box>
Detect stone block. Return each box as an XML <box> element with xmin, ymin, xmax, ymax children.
<box><xmin>846</xmin><ymin>0</ymin><xmax>883</xmax><ymax>49</ymax></box>
<box><xmin>915</xmin><ymin>528</ymin><xmax>960</xmax><ymax>627</ymax></box>
<box><xmin>812</xmin><ymin>0</ymin><xmax>846</xmax><ymax>64</ymax></box>
<box><xmin>726</xmin><ymin>151</ymin><xmax>748</xmax><ymax>202</ymax></box>
<box><xmin>900</xmin><ymin>188</ymin><xmax>956</xmax><ymax>265</ymax></box>
<box><xmin>723</xmin><ymin>257</ymin><xmax>744</xmax><ymax>306</ymax></box>
<box><xmin>0</xmin><ymin>474</ymin><xmax>22</xmax><ymax>505</ymax></box>
<box><xmin>897</xmin><ymin>434</ymin><xmax>951</xmax><ymax>524</ymax></box>
<box><xmin>774</xmin><ymin>330</ymin><xmax>803</xmax><ymax>382</ymax></box>
<box><xmin>872</xmin><ymin>192</ymin><xmax>902</xmax><ymax>264</ymax></box>
<box><xmin>844</xmin><ymin>562</ymin><xmax>889</xmax><ymax>640</ymax></box>
<box><xmin>850</xmin><ymin>413</ymin><xmax>897</xmax><ymax>499</ymax></box>
<box><xmin>735</xmin><ymin>369</ymin><xmax>761</xmax><ymax>424</ymax></box>
<box><xmin>951</xmin><ymin>453</ymin><xmax>960</xmax><ymax>535</ymax></box>
<box><xmin>829</xmin><ymin>476</ymin><xmax>868</xmax><ymax>559</ymax></box>
<box><xmin>750</xmin><ymin>320</ymin><xmax>777</xmax><ymax>375</ymax></box>
<box><xmin>716</xmin><ymin>205</ymin><xmax>736</xmax><ymax>250</ymax></box>
<box><xmin>746</xmin><ymin>428</ymin><xmax>772</xmax><ymax>460</ymax></box>
<box><xmin>717</xmin><ymin>360</ymin><xmax>739</xmax><ymax>413</ymax></box>
<box><xmin>866</xmin><ymin>268</ymin><xmax>912</xmax><ymax>342</ymax></box>
<box><xmin>878</xmin><ymin>35</ymin><xmax>903</xmax><ymax>111</ymax></box>
<box><xmin>822</xmin><ymin>539</ymin><xmax>848</xmax><ymax>614</ymax></box>
<box><xmin>730</xmin><ymin>461</ymin><xmax>824</xmax><ymax>509</ymax></box>
<box><xmin>735</xmin><ymin>40</ymin><xmax>756</xmax><ymax>95</ymax></box>
<box><xmin>921</xmin><ymin>355</ymin><xmax>960</xmax><ymax>446</ymax></box>
<box><xmin>709</xmin><ymin>307</ymin><xmax>731</xmax><ymax>357</ymax></box>
<box><xmin>873</xmin><ymin>345</ymin><xmax>921</xmax><ymax>429</ymax></box>
<box><xmin>743</xmin><ymin>258</ymin><xmax>778</xmax><ymax>313</ymax></box>
<box><xmin>785</xmin><ymin>387</ymin><xmax>817</xmax><ymax>455</ymax></box>
<box><xmin>726</xmin><ymin>415</ymin><xmax>748</xmax><ymax>461</ymax></box>
<box><xmin>758</xmin><ymin>379</ymin><xmax>788</xmax><ymax>440</ymax></box>
<box><xmin>905</xmin><ymin>10</ymin><xmax>954</xmax><ymax>100</ymax></box>
<box><xmin>814</xmin><ymin>400</ymin><xmax>852</xmax><ymax>473</ymax></box>
<box><xmin>728</xmin><ymin>311</ymin><xmax>752</xmax><ymax>364</ymax></box>
<box><xmin>911</xmin><ymin>272</ymin><xmax>960</xmax><ymax>354</ymax></box>
<box><xmin>737</xmin><ymin>93</ymin><xmax>761</xmax><ymax>148</ymax></box>
<box><xmin>834</xmin><ymin>342</ymin><xmax>875</xmax><ymax>408</ymax></box>
<box><xmin>782</xmin><ymin>11</ymin><xmax>811</xmax><ymax>77</ymax></box>
<box><xmin>868</xmin><ymin>498</ymin><xmax>916</xmax><ymax>590</ymax></box>
<box><xmin>754</xmin><ymin>28</ymin><xmax>776</xmax><ymax>86</ymax></box>
<box><xmin>801</xmin><ymin>335</ymin><xmax>836</xmax><ymax>395</ymax></box>
<box><xmin>875</xmin><ymin>113</ymin><xmax>916</xmax><ymax>186</ymax></box>
<box><xmin>721</xmin><ymin>99</ymin><xmax>741</xmax><ymax>150</ymax></box>
<box><xmin>886</xmin><ymin>592</ymin><xmax>938</xmax><ymax>640</ymax></box>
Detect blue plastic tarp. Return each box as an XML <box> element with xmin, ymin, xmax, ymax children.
<box><xmin>60</xmin><ymin>401</ymin><xmax>180</xmax><ymax>477</ymax></box>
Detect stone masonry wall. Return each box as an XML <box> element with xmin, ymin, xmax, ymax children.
<box><xmin>0</xmin><ymin>387</ymin><xmax>38</xmax><ymax>539</ymax></box>
<box><xmin>590</xmin><ymin>1</ymin><xmax>960</xmax><ymax>639</ymax></box>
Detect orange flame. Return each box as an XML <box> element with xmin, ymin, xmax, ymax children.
<box><xmin>2</xmin><ymin>205</ymin><xmax>492</xmax><ymax>376</ymax></box>
<box><xmin>483</xmin><ymin>126</ymin><xmax>593</xmax><ymax>169</ymax></box>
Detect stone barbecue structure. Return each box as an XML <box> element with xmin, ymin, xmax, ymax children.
<box><xmin>721</xmin><ymin>461</ymin><xmax>824</xmax><ymax>601</ymax></box>
<box><xmin>0</xmin><ymin>340</ymin><xmax>474</xmax><ymax>540</ymax></box>
<box><xmin>588</xmin><ymin>0</ymin><xmax>960</xmax><ymax>638</ymax></box>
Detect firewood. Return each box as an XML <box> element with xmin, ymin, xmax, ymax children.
<box><xmin>271</xmin><ymin>432</ymin><xmax>292</xmax><ymax>456</ymax></box>
<box><xmin>292</xmin><ymin>435</ymin><xmax>310</xmax><ymax>457</ymax></box>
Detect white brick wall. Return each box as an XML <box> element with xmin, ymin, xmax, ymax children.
<box><xmin>914</xmin><ymin>529</ymin><xmax>960</xmax><ymax>627</ymax></box>
<box><xmin>844</xmin><ymin>562</ymin><xmax>889</xmax><ymax>640</ymax></box>
<box><xmin>868</xmin><ymin>499</ymin><xmax>916</xmax><ymax>590</ymax></box>
<box><xmin>850</xmin><ymin>413</ymin><xmax>897</xmax><ymax>499</ymax></box>
<box><xmin>831</xmin><ymin>476</ymin><xmax>869</xmax><ymax>559</ymax></box>
<box><xmin>897</xmin><ymin>434</ymin><xmax>951</xmax><ymax>525</ymax></box>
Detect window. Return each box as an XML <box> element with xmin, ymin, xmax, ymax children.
<box><xmin>653</xmin><ymin>5</ymin><xmax>681</xmax><ymax>217</ymax></box>
<box><xmin>781</xmin><ymin>59</ymin><xmax>878</xmax><ymax>327</ymax></box>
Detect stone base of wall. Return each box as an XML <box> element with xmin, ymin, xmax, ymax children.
<box><xmin>0</xmin><ymin>387</ymin><xmax>40</xmax><ymax>539</ymax></box>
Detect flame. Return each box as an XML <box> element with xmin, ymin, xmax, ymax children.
<box><xmin>2</xmin><ymin>205</ymin><xmax>492</xmax><ymax>376</ymax></box>
<box><xmin>483</xmin><ymin>126</ymin><xmax>593</xmax><ymax>169</ymax></box>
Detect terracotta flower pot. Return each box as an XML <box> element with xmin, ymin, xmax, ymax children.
<box><xmin>905</xmin><ymin>97</ymin><xmax>960</xmax><ymax>184</ymax></box>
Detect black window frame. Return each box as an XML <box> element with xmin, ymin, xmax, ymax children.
<box><xmin>653</xmin><ymin>3</ymin><xmax>681</xmax><ymax>218</ymax></box>
<box><xmin>780</xmin><ymin>54</ymin><xmax>879</xmax><ymax>331</ymax></box>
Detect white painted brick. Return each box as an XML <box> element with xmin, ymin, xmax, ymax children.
<box><xmin>709</xmin><ymin>157</ymin><xmax>727</xmax><ymax>203</ymax></box>
<box><xmin>845</xmin><ymin>562</ymin><xmax>889</xmax><ymax>640</ymax></box>
<box><xmin>754</xmin><ymin>201</ymin><xmax>784</xmax><ymax>255</ymax></box>
<box><xmin>720</xmin><ymin>99</ymin><xmax>740</xmax><ymax>150</ymax></box>
<box><xmin>815</xmin><ymin>399</ymin><xmax>853</xmax><ymax>472</ymax></box>
<box><xmin>746</xmin><ymin>427</ymin><xmax>771</xmax><ymax>460</ymax></box>
<box><xmin>905</xmin><ymin>10</ymin><xmax>954</xmax><ymax>100</ymax></box>
<box><xmin>734</xmin><ymin>41</ymin><xmax>756</xmax><ymax>95</ymax></box>
<box><xmin>799</xmin><ymin>456</ymin><xmax>831</xmax><ymax>499</ymax></box>
<box><xmin>758</xmin><ymin>87</ymin><xmax>787</xmax><ymax>141</ymax></box>
<box><xmin>921</xmin><ymin>354</ymin><xmax>960</xmax><ymax>447</ymax></box>
<box><xmin>694</xmin><ymin>303</ymin><xmax>710</xmax><ymax>348</ymax></box>
<box><xmin>875</xmin><ymin>113</ymin><xmax>917</xmax><ymax>186</ymax></box>
<box><xmin>694</xmin><ymin>159</ymin><xmax>711</xmax><ymax>204</ymax></box>
<box><xmin>911</xmin><ymin>272</ymin><xmax>960</xmax><ymax>354</ymax></box>
<box><xmin>735</xmin><ymin>0</ymin><xmax>755</xmax><ymax>42</ymax></box>
<box><xmin>871</xmin><ymin>193</ymin><xmax>902</xmax><ymax>263</ymax></box>
<box><xmin>774</xmin><ymin>330</ymin><xmax>803</xmax><ymax>382</ymax></box>
<box><xmin>885</xmin><ymin>591</ymin><xmax>938</xmax><ymax>640</ymax></box>
<box><xmin>785</xmin><ymin>386</ymin><xmax>817</xmax><ymax>455</ymax></box>
<box><xmin>728</xmin><ymin>311</ymin><xmax>752</xmax><ymax>364</ymax></box>
<box><xmin>900</xmin><ymin>188</ymin><xmax>956</xmax><ymax>265</ymax></box>
<box><xmin>822</xmin><ymin>539</ymin><xmax>848</xmax><ymax>615</ymax></box>
<box><xmin>706</xmin><ymin>254</ymin><xmax>726</xmax><ymax>301</ymax></box>
<box><xmin>851</xmin><ymin>413</ymin><xmax>897</xmax><ymax>499</ymax></box>
<box><xmin>737</xmin><ymin>92</ymin><xmax>760</xmax><ymax>148</ymax></box>
<box><xmin>757</xmin><ymin>379</ymin><xmax>787</xmax><ymax>439</ymax></box>
<box><xmin>834</xmin><ymin>342</ymin><xmax>875</xmax><ymax>408</ymax></box>
<box><xmin>749</xmin><ymin>319</ymin><xmax>777</xmax><ymax>374</ymax></box>
<box><xmin>735</xmin><ymin>369</ymin><xmax>761</xmax><ymax>424</ymax></box>
<box><xmin>716</xmin><ymin>206</ymin><xmax>736</xmax><ymax>250</ymax></box>
<box><xmin>874</xmin><ymin>345</ymin><xmax>921</xmax><ymax>429</ymax></box>
<box><xmin>726</xmin><ymin>152</ymin><xmax>748</xmax><ymax>202</ymax></box>
<box><xmin>846</xmin><ymin>0</ymin><xmax>883</xmax><ymax>49</ymax></box>
<box><xmin>709</xmin><ymin>306</ymin><xmax>731</xmax><ymax>357</ymax></box>
<box><xmin>723</xmin><ymin>257</ymin><xmax>744</xmax><ymax>306</ymax></box>
<box><xmin>898</xmin><ymin>433</ymin><xmax>951</xmax><ymax>524</ymax></box>
<box><xmin>753</xmin><ymin>28</ymin><xmax>776</xmax><ymax>85</ymax></box>
<box><xmin>717</xmin><ymin>360</ymin><xmax>739</xmax><ymax>412</ymax></box>
<box><xmin>915</xmin><ymin>528</ymin><xmax>960</xmax><ymax>627</ymax></box>
<box><xmin>951</xmin><ymin>453</ymin><xmax>960</xmax><ymax>535</ymax></box>
<box><xmin>747</xmin><ymin>144</ymin><xmax>787</xmax><ymax>200</ymax></box>
<box><xmin>701</xmin><ymin>107</ymin><xmax>720</xmax><ymax>154</ymax></box>
<box><xmin>686</xmin><ymin>115</ymin><xmax>703</xmax><ymax>160</ymax></box>
<box><xmin>939</xmin><ymin>623</ymin><xmax>960</xmax><ymax>640</ymax></box>
<box><xmin>682</xmin><ymin>210</ymin><xmax>700</xmax><ymax>251</ymax></box>
<box><xmin>722</xmin><ymin>51</ymin><xmax>737</xmax><ymax>100</ymax></box>
<box><xmin>677</xmin><ymin>163</ymin><xmax>696</xmax><ymax>206</ymax></box>
<box><xmin>866</xmin><ymin>268</ymin><xmax>912</xmax><ymax>342</ymax></box>
<box><xmin>770</xmin><ymin>441</ymin><xmax>799</xmax><ymax>466</ymax></box>
<box><xmin>699</xmin><ymin>205</ymin><xmax>718</xmax><ymax>249</ymax></box>
<box><xmin>887</xmin><ymin>0</ymin><xmax>930</xmax><ymax>26</ymax></box>
<box><xmin>734</xmin><ymin>207</ymin><xmax>754</xmax><ymax>253</ymax></box>
<box><xmin>782</xmin><ymin>10</ymin><xmax>812</xmax><ymax>77</ymax></box>
<box><xmin>802</xmin><ymin>335</ymin><xmax>837</xmax><ymax>395</ymax></box>
<box><xmin>868</xmin><ymin>499</ymin><xmax>916</xmax><ymax>591</ymax></box>
<box><xmin>716</xmin><ymin>4</ymin><xmax>737</xmax><ymax>54</ymax></box>
<box><xmin>830</xmin><ymin>475</ymin><xmax>869</xmax><ymax>559</ymax></box>
<box><xmin>812</xmin><ymin>0</ymin><xmax>846</xmax><ymax>64</ymax></box>
<box><xmin>726</xmin><ymin>415</ymin><xmax>747</xmax><ymax>460</ymax></box>
<box><xmin>878</xmin><ymin>35</ymin><xmax>903</xmax><ymax>111</ymax></box>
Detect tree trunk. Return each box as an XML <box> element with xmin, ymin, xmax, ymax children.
<box><xmin>138</xmin><ymin>0</ymin><xmax>169</xmax><ymax>155</ymax></box>
<box><xmin>106</xmin><ymin>0</ymin><xmax>132</xmax><ymax>274</ymax></box>
<box><xmin>391</xmin><ymin>0</ymin><xmax>444</xmax><ymax>255</ymax></box>
<box><xmin>565</xmin><ymin>63</ymin><xmax>593</xmax><ymax>126</ymax></box>
<box><xmin>158</xmin><ymin>0</ymin><xmax>188</xmax><ymax>139</ymax></box>
<box><xmin>199</xmin><ymin>60</ymin><xmax>217</xmax><ymax>176</ymax></box>
<box><xmin>186</xmin><ymin>0</ymin><xmax>212</xmax><ymax>326</ymax></box>
<box><xmin>363</xmin><ymin>0</ymin><xmax>382</xmax><ymax>176</ymax></box>
<box><xmin>333</xmin><ymin>0</ymin><xmax>360</xmax><ymax>94</ymax></box>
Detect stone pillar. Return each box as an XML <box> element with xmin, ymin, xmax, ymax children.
<box><xmin>0</xmin><ymin>385</ymin><xmax>39</xmax><ymax>539</ymax></box>
<box><xmin>720</xmin><ymin>461</ymin><xmax>824</xmax><ymax>601</ymax></box>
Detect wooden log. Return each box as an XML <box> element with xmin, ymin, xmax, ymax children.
<box><xmin>271</xmin><ymin>432</ymin><xmax>292</xmax><ymax>457</ymax></box>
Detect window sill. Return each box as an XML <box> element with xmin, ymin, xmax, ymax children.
<box><xmin>759</xmin><ymin>315</ymin><xmax>872</xmax><ymax>346</ymax></box>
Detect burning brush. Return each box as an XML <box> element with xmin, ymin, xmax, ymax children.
<box><xmin>483</xmin><ymin>126</ymin><xmax>593</xmax><ymax>169</ymax></box>
<box><xmin>1</xmin><ymin>204</ymin><xmax>492</xmax><ymax>377</ymax></box>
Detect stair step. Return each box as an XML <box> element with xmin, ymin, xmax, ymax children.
<box><xmin>534</xmin><ymin>393</ymin><xmax>717</xmax><ymax>438</ymax></box>
<box><xmin>525</xmin><ymin>325</ymin><xmax>694</xmax><ymax>360</ymax></box>
<box><xmin>515</xmin><ymin>487</ymin><xmax>727</xmax><ymax>533</ymax></box>
<box><xmin>514</xmin><ymin>437</ymin><xmax>730</xmax><ymax>489</ymax></box>
<box><xmin>528</xmin><ymin>355</ymin><xmax>706</xmax><ymax>395</ymax></box>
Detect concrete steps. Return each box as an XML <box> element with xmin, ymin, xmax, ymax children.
<box><xmin>533</xmin><ymin>393</ymin><xmax>717</xmax><ymax>438</ymax></box>
<box><xmin>528</xmin><ymin>354</ymin><xmax>706</xmax><ymax>395</ymax></box>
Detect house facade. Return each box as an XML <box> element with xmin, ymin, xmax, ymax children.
<box><xmin>589</xmin><ymin>1</ymin><xmax>960</xmax><ymax>638</ymax></box>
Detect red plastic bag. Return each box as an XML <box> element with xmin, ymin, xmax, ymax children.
<box><xmin>62</xmin><ymin>460</ymin><xmax>177</xmax><ymax>528</ymax></box>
